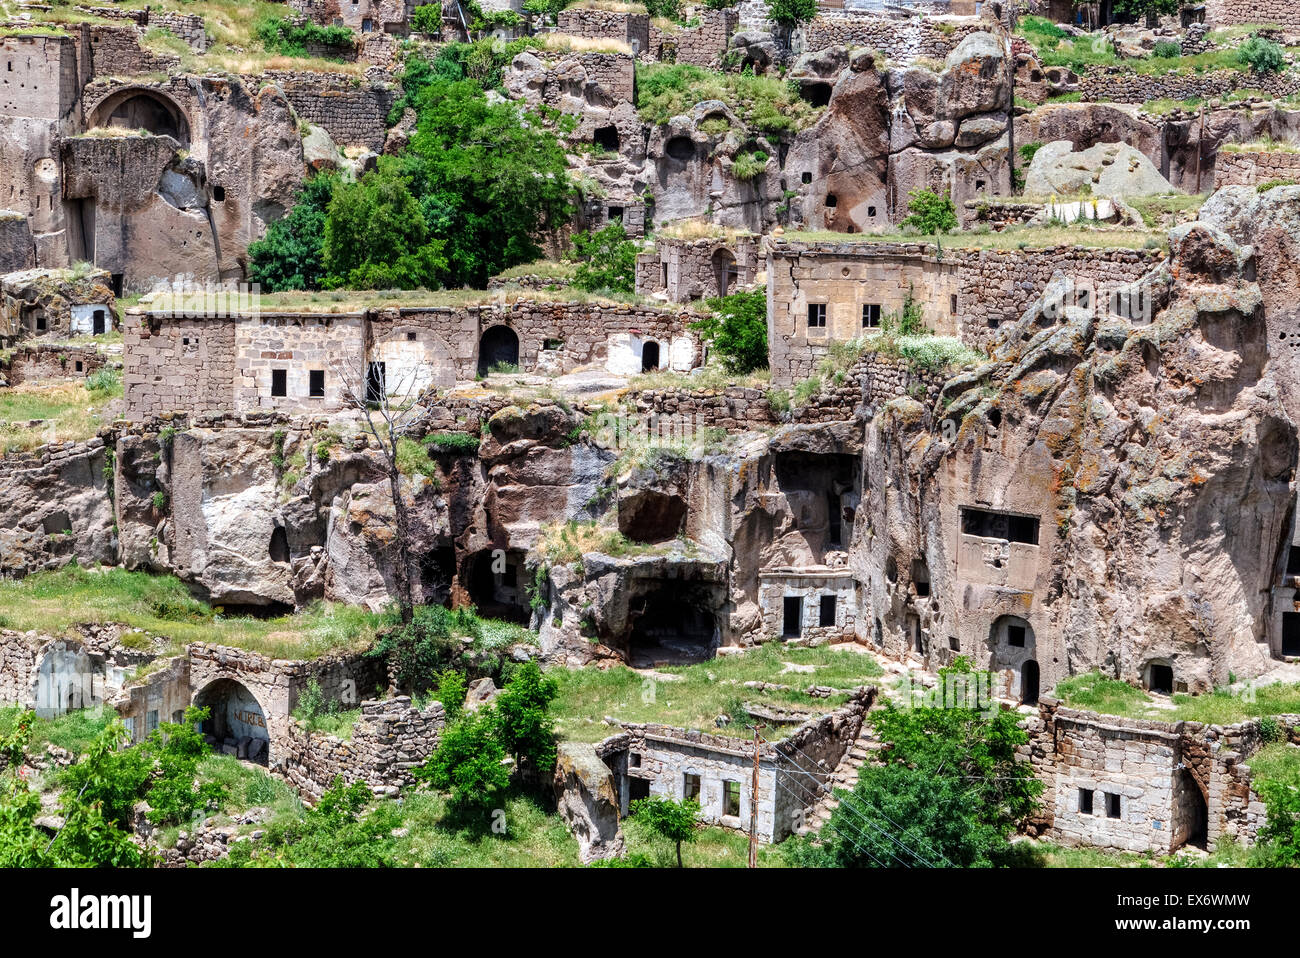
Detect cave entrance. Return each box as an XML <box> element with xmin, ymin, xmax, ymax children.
<box><xmin>193</xmin><ymin>678</ymin><xmax>269</xmax><ymax>765</ymax></box>
<box><xmin>478</xmin><ymin>325</ymin><xmax>519</xmax><ymax>375</ymax></box>
<box><xmin>712</xmin><ymin>248</ymin><xmax>737</xmax><ymax>296</ymax></box>
<box><xmin>594</xmin><ymin>125</ymin><xmax>620</xmax><ymax>153</ymax></box>
<box><xmin>627</xmin><ymin>591</ymin><xmax>717</xmax><ymax>668</ymax></box>
<box><xmin>466</xmin><ymin>549</ymin><xmax>529</xmax><ymax>623</ymax></box>
<box><xmin>801</xmin><ymin>82</ymin><xmax>832</xmax><ymax>107</ymax></box>
<box><xmin>420</xmin><ymin>546</ymin><xmax>455</xmax><ymax>605</ymax></box>
<box><xmin>1146</xmin><ymin>662</ymin><xmax>1174</xmax><ymax>695</ymax></box>
<box><xmin>269</xmin><ymin>527</ymin><xmax>290</xmax><ymax>563</ymax></box>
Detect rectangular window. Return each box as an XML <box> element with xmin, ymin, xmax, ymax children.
<box><xmin>309</xmin><ymin>369</ymin><xmax>325</xmax><ymax>398</ymax></box>
<box><xmin>807</xmin><ymin>303</ymin><xmax>826</xmax><ymax>329</ymax></box>
<box><xmin>271</xmin><ymin>368</ymin><xmax>287</xmax><ymax>397</ymax></box>
<box><xmin>146</xmin><ymin>710</ymin><xmax>159</xmax><ymax>734</ymax></box>
<box><xmin>950</xmin><ymin>293</ymin><xmax>958</xmax><ymax>315</ymax></box>
<box><xmin>1106</xmin><ymin>792</ymin><xmax>1121</xmax><ymax>819</ymax></box>
<box><xmin>629</xmin><ymin>752</ymin><xmax>641</xmax><ymax>768</ymax></box>
<box><xmin>960</xmin><ymin>507</ymin><xmax>1040</xmax><ymax>545</ymax></box>
<box><xmin>723</xmin><ymin>780</ymin><xmax>741</xmax><ymax>818</ymax></box>
<box><xmin>1288</xmin><ymin>546</ymin><xmax>1300</xmax><ymax>577</ymax></box>
<box><xmin>819</xmin><ymin>594</ymin><xmax>836</xmax><ymax>627</ymax></box>
<box><xmin>1007</xmin><ymin>625</ymin><xmax>1026</xmax><ymax>647</ymax></box>
<box><xmin>683</xmin><ymin>773</ymin><xmax>701</xmax><ymax>803</ymax></box>
<box><xmin>861</xmin><ymin>303</ymin><xmax>881</xmax><ymax>329</ymax></box>
<box><xmin>1079</xmin><ymin>788</ymin><xmax>1094</xmax><ymax>815</ymax></box>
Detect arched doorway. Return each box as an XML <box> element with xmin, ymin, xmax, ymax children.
<box><xmin>478</xmin><ymin>325</ymin><xmax>520</xmax><ymax>376</ymax></box>
<box><xmin>641</xmin><ymin>340</ymin><xmax>660</xmax><ymax>372</ymax></box>
<box><xmin>32</xmin><ymin>641</ymin><xmax>103</xmax><ymax>718</ymax></box>
<box><xmin>88</xmin><ymin>88</ymin><xmax>190</xmax><ymax>144</ymax></box>
<box><xmin>712</xmin><ymin>248</ymin><xmax>737</xmax><ymax>296</ymax></box>
<box><xmin>1021</xmin><ymin>660</ymin><xmax>1040</xmax><ymax>705</ymax></box>
<box><xmin>193</xmin><ymin>678</ymin><xmax>270</xmax><ymax>764</ymax></box>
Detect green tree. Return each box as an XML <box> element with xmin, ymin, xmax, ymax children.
<box><xmin>691</xmin><ymin>290</ymin><xmax>768</xmax><ymax>373</ymax></box>
<box><xmin>801</xmin><ymin>659</ymin><xmax>1041</xmax><ymax>868</ymax></box>
<box><xmin>630</xmin><ymin>796</ymin><xmax>699</xmax><ymax>867</ymax></box>
<box><xmin>410</xmin><ymin>3</ymin><xmax>442</xmax><ymax>34</ymax></box>
<box><xmin>494</xmin><ymin>661</ymin><xmax>558</xmax><ymax>775</ymax></box>
<box><xmin>416</xmin><ymin>708</ymin><xmax>510</xmax><ymax>809</ymax></box>
<box><xmin>400</xmin><ymin>77</ymin><xmax>575</xmax><ymax>287</ymax></box>
<box><xmin>765</xmin><ymin>0</ymin><xmax>818</xmax><ymax>28</ymax></box>
<box><xmin>248</xmin><ymin>173</ymin><xmax>338</xmax><ymax>292</ymax></box>
<box><xmin>572</xmin><ymin>221</ymin><xmax>638</xmax><ymax>294</ymax></box>
<box><xmin>436</xmin><ymin>669</ymin><xmax>469</xmax><ymax>722</ymax></box>
<box><xmin>367</xmin><ymin>604</ymin><xmax>480</xmax><ymax>693</ymax></box>
<box><xmin>900</xmin><ymin>188</ymin><xmax>958</xmax><ymax>235</ymax></box>
<box><xmin>323</xmin><ymin>161</ymin><xmax>447</xmax><ymax>289</ymax></box>
<box><xmin>1108</xmin><ymin>0</ymin><xmax>1181</xmax><ymax>26</ymax></box>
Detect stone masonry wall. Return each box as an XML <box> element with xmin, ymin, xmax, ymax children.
<box><xmin>556</xmin><ymin>8</ymin><xmax>650</xmax><ymax>53</ymax></box>
<box><xmin>647</xmin><ymin>8</ymin><xmax>736</xmax><ymax>68</ymax></box>
<box><xmin>0</xmin><ymin>632</ymin><xmax>39</xmax><ymax>706</ymax></box>
<box><xmin>263</xmin><ymin>71</ymin><xmax>398</xmax><ymax>151</ymax></box>
<box><xmin>624</xmin><ymin>386</ymin><xmax>778</xmax><ymax>433</ymax></box>
<box><xmin>803</xmin><ymin>14</ymin><xmax>982</xmax><ymax>63</ymax></box>
<box><xmin>1205</xmin><ymin>0</ymin><xmax>1300</xmax><ymax>30</ymax></box>
<box><xmin>281</xmin><ymin>696</ymin><xmax>447</xmax><ymax>803</ymax></box>
<box><xmin>3</xmin><ymin>343</ymin><xmax>108</xmax><ymax>384</ymax></box>
<box><xmin>788</xmin><ymin>351</ymin><xmax>951</xmax><ymax>423</ymax></box>
<box><xmin>1079</xmin><ymin>66</ymin><xmax>1300</xmax><ymax>105</ymax></box>
<box><xmin>1214</xmin><ymin>149</ymin><xmax>1300</xmax><ymax>188</ymax></box>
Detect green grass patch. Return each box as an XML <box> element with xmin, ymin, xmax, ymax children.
<box><xmin>1169</xmin><ymin>682</ymin><xmax>1300</xmax><ymax>725</ymax></box>
<box><xmin>0</xmin><ymin>704</ymin><xmax>115</xmax><ymax>757</ymax></box>
<box><xmin>0</xmin><ymin>566</ymin><xmax>391</xmax><ymax>660</ymax></box>
<box><xmin>635</xmin><ymin>62</ymin><xmax>821</xmax><ymax>137</ymax></box>
<box><xmin>1052</xmin><ymin>671</ymin><xmax>1155</xmax><ymax>719</ymax></box>
<box><xmin>549</xmin><ymin>643</ymin><xmax>882</xmax><ymax>743</ymax></box>
<box><xmin>0</xmin><ymin>377</ymin><xmax>122</xmax><ymax>454</ymax></box>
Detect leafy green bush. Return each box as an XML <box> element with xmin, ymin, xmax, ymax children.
<box><xmin>730</xmin><ymin>150</ymin><xmax>769</xmax><ymax>181</ymax></box>
<box><xmin>410</xmin><ymin>4</ymin><xmax>441</xmax><ymax>33</ymax></box>
<box><xmin>368</xmin><ymin>604</ymin><xmax>483</xmax><ymax>693</ymax></box>
<box><xmin>636</xmin><ymin>63</ymin><xmax>817</xmax><ymax>136</ymax></box>
<box><xmin>691</xmin><ymin>290</ymin><xmax>767</xmax><ymax>373</ymax></box>
<box><xmin>1152</xmin><ymin>40</ymin><xmax>1181</xmax><ymax>58</ymax></box>
<box><xmin>86</xmin><ymin>366</ymin><xmax>120</xmax><ymax>395</ymax></box>
<box><xmin>572</xmin><ymin>221</ymin><xmax>638</xmax><ymax>294</ymax></box>
<box><xmin>255</xmin><ymin>15</ymin><xmax>355</xmax><ymax>58</ymax></box>
<box><xmin>494</xmin><ymin>661</ymin><xmax>559</xmax><ymax>775</ymax></box>
<box><xmin>765</xmin><ymin>0</ymin><xmax>817</xmax><ymax>27</ymax></box>
<box><xmin>415</xmin><ymin>708</ymin><xmax>510</xmax><ymax>808</ymax></box>
<box><xmin>899</xmin><ymin>188</ymin><xmax>958</xmax><ymax>235</ymax></box>
<box><xmin>1237</xmin><ymin>35</ymin><xmax>1285</xmax><ymax>74</ymax></box>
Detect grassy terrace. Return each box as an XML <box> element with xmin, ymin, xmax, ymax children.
<box><xmin>1052</xmin><ymin>671</ymin><xmax>1300</xmax><ymax>725</ymax></box>
<box><xmin>0</xmin><ymin>566</ymin><xmax>390</xmax><ymax>662</ymax></box>
<box><xmin>780</xmin><ymin>225</ymin><xmax>1168</xmax><ymax>251</ymax></box>
<box><xmin>0</xmin><ymin>374</ymin><xmax>122</xmax><ymax>454</ymax></box>
<box><xmin>550</xmin><ymin>643</ymin><xmax>883</xmax><ymax>743</ymax></box>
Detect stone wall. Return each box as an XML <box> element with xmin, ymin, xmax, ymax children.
<box><xmin>263</xmin><ymin>71</ymin><xmax>399</xmax><ymax>151</ymax></box>
<box><xmin>635</xmin><ymin>234</ymin><xmax>761</xmax><ymax>303</ymax></box>
<box><xmin>1207</xmin><ymin>714</ymin><xmax>1300</xmax><ymax>848</ymax></box>
<box><xmin>1079</xmin><ymin>66</ymin><xmax>1300</xmax><ymax>105</ymax></box>
<box><xmin>555</xmin><ymin>8</ymin><xmax>650</xmax><ymax>54</ymax></box>
<box><xmin>1205</xmin><ymin>0</ymin><xmax>1300</xmax><ymax>30</ymax></box>
<box><xmin>87</xmin><ymin>24</ymin><xmax>181</xmax><ymax>77</ymax></box>
<box><xmin>281</xmin><ymin>696</ymin><xmax>447</xmax><ymax>803</ymax></box>
<box><xmin>1214</xmin><ymin>149</ymin><xmax>1300</xmax><ymax>188</ymax></box>
<box><xmin>788</xmin><ymin>350</ymin><xmax>951</xmax><ymax>422</ymax></box>
<box><xmin>647</xmin><ymin>8</ymin><xmax>736</xmax><ymax>68</ymax></box>
<box><xmin>2</xmin><ymin>343</ymin><xmax>108</xmax><ymax>384</ymax></box>
<box><xmin>623</xmin><ymin>386</ymin><xmax>778</xmax><ymax>433</ymax></box>
<box><xmin>803</xmin><ymin>14</ymin><xmax>983</xmax><ymax>63</ymax></box>
<box><xmin>0</xmin><ymin>631</ymin><xmax>39</xmax><ymax>706</ymax></box>
<box><xmin>955</xmin><ymin>245</ymin><xmax>1165</xmax><ymax>349</ymax></box>
<box><xmin>123</xmin><ymin>314</ymin><xmax>237</xmax><ymax>420</ymax></box>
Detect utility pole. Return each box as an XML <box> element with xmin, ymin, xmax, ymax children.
<box><xmin>749</xmin><ymin>727</ymin><xmax>760</xmax><ymax>868</ymax></box>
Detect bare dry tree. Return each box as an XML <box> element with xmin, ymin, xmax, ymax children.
<box><xmin>331</xmin><ymin>353</ymin><xmax>432</xmax><ymax>625</ymax></box>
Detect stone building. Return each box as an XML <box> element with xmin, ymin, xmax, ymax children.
<box><xmin>556</xmin><ymin>6</ymin><xmax>651</xmax><ymax>55</ymax></box>
<box><xmin>123</xmin><ymin>300</ymin><xmax>703</xmax><ymax>419</ymax></box>
<box><xmin>596</xmin><ymin>688</ymin><xmax>873</xmax><ymax>843</ymax></box>
<box><xmin>635</xmin><ymin>232</ymin><xmax>761</xmax><ymax>303</ymax></box>
<box><xmin>0</xmin><ymin>266</ymin><xmax>115</xmax><ymax>341</ymax></box>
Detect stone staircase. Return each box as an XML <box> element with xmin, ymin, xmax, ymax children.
<box><xmin>801</xmin><ymin>721</ymin><xmax>883</xmax><ymax>835</ymax></box>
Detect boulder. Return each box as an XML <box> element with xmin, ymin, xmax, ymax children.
<box><xmin>464</xmin><ymin>677</ymin><xmax>500</xmax><ymax>712</ymax></box>
<box><xmin>553</xmin><ymin>742</ymin><xmax>625</xmax><ymax>864</ymax></box>
<box><xmin>1024</xmin><ymin>140</ymin><xmax>1176</xmax><ymax>197</ymax></box>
